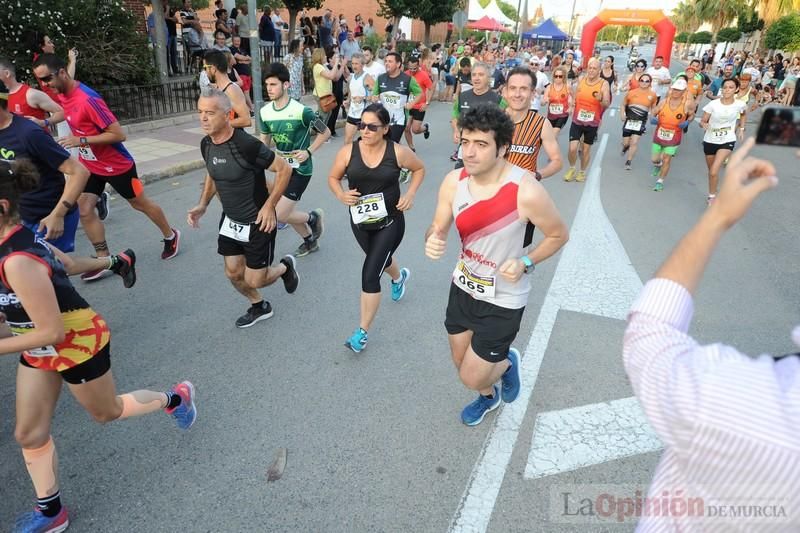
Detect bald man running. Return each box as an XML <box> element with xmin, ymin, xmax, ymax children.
<box><xmin>564</xmin><ymin>58</ymin><xmax>610</xmax><ymax>182</ymax></box>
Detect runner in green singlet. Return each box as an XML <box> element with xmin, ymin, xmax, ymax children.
<box><xmin>258</xmin><ymin>63</ymin><xmax>329</xmax><ymax>257</ymax></box>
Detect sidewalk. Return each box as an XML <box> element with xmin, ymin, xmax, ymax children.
<box><xmin>124</xmin><ymin>95</ymin><xmax>326</xmax><ymax>184</ymax></box>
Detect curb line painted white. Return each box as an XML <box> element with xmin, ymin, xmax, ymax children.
<box><xmin>449</xmin><ymin>134</ymin><xmax>613</xmax><ymax>533</ymax></box>
<box><xmin>524</xmin><ymin>397</ymin><xmax>662</xmax><ymax>479</ymax></box>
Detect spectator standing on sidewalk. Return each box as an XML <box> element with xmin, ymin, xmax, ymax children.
<box><xmin>235</xmin><ymin>4</ymin><xmax>251</xmax><ymax>53</ymax></box>
<box><xmin>259</xmin><ymin>7</ymin><xmax>276</xmax><ymax>63</ymax></box>
<box><xmin>272</xmin><ymin>8</ymin><xmax>286</xmax><ymax>60</ymax></box>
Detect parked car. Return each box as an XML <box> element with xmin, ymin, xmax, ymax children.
<box><xmin>597</xmin><ymin>41</ymin><xmax>620</xmax><ymax>51</ymax></box>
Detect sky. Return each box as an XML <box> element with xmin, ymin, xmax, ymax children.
<box><xmin>539</xmin><ymin>0</ymin><xmax>682</xmax><ymax>21</ymax></box>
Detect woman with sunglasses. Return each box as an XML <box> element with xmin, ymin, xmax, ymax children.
<box><xmin>328</xmin><ymin>104</ymin><xmax>425</xmax><ymax>353</ymax></box>
<box><xmin>0</xmin><ymin>159</ymin><xmax>196</xmax><ymax>533</ymax></box>
<box><xmin>542</xmin><ymin>65</ymin><xmax>572</xmax><ymax>136</ymax></box>
<box><xmin>699</xmin><ymin>77</ymin><xmax>747</xmax><ymax>205</ymax></box>
<box><xmin>623</xmin><ymin>60</ymin><xmax>647</xmax><ymax>92</ymax></box>
<box><xmin>619</xmin><ymin>73</ymin><xmax>657</xmax><ymax>171</ymax></box>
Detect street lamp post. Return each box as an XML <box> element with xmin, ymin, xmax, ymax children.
<box><xmin>567</xmin><ymin>0</ymin><xmax>578</xmax><ymax>47</ymax></box>
<box><xmin>247</xmin><ymin>0</ymin><xmax>263</xmax><ymax>115</ymax></box>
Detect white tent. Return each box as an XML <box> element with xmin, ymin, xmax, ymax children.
<box><xmin>468</xmin><ymin>0</ymin><xmax>486</xmax><ymax>20</ymax></box>
<box><xmin>482</xmin><ymin>0</ymin><xmax>515</xmax><ymax>26</ymax></box>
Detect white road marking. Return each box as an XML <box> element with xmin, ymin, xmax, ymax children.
<box><xmin>449</xmin><ymin>133</ymin><xmax>647</xmax><ymax>532</ymax></box>
<box><xmin>524</xmin><ymin>397</ymin><xmax>662</xmax><ymax>479</ymax></box>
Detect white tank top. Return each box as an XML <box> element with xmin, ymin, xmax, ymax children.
<box><xmin>451</xmin><ymin>164</ymin><xmax>533</xmax><ymax>309</ymax></box>
<box><xmin>348</xmin><ymin>72</ymin><xmax>368</xmax><ymax>119</ymax></box>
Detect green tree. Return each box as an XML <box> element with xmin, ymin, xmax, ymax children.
<box><xmin>691</xmin><ymin>30</ymin><xmax>713</xmax><ymax>44</ymax></box>
<box><xmin>694</xmin><ymin>0</ymin><xmax>746</xmax><ymax>41</ymax></box>
<box><xmin>756</xmin><ymin>0</ymin><xmax>800</xmax><ymax>25</ymax></box>
<box><xmin>498</xmin><ymin>1</ymin><xmax>518</xmax><ymax>22</ymax></box>
<box><xmin>737</xmin><ymin>6</ymin><xmax>765</xmax><ymax>33</ymax></box>
<box><xmin>1</xmin><ymin>0</ymin><xmax>155</xmax><ymax>86</ymax></box>
<box><xmin>675</xmin><ymin>31</ymin><xmax>690</xmax><ymax>43</ymax></box>
<box><xmin>377</xmin><ymin>0</ymin><xmax>411</xmax><ymax>33</ymax></box>
<box><xmin>763</xmin><ymin>12</ymin><xmax>800</xmax><ymax>50</ymax></box>
<box><xmin>408</xmin><ymin>0</ymin><xmax>466</xmax><ymax>44</ymax></box>
<box><xmin>283</xmin><ymin>0</ymin><xmax>323</xmax><ymax>44</ymax></box>
<box><xmin>716</xmin><ymin>27</ymin><xmax>742</xmax><ymax>42</ymax></box>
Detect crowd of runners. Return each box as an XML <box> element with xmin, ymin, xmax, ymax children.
<box><xmin>0</xmin><ymin>31</ymin><xmax>780</xmax><ymax>532</ymax></box>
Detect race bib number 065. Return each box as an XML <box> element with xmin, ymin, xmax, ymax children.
<box><xmin>453</xmin><ymin>261</ymin><xmax>496</xmax><ymax>298</ymax></box>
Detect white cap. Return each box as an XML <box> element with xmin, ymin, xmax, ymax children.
<box><xmin>671</xmin><ymin>78</ymin><xmax>688</xmax><ymax>90</ymax></box>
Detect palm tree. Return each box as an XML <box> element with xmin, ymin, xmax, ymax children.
<box><xmin>672</xmin><ymin>1</ymin><xmax>700</xmax><ymax>58</ymax></box>
<box><xmin>757</xmin><ymin>0</ymin><xmax>800</xmax><ymax>25</ymax></box>
<box><xmin>695</xmin><ymin>0</ymin><xmax>748</xmax><ymax>41</ymax></box>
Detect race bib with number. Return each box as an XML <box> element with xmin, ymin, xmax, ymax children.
<box><xmin>276</xmin><ymin>150</ymin><xmax>300</xmax><ymax>169</ymax></box>
<box><xmin>656</xmin><ymin>127</ymin><xmax>675</xmax><ymax>141</ymax></box>
<box><xmin>453</xmin><ymin>261</ymin><xmax>496</xmax><ymax>298</ymax></box>
<box><xmin>381</xmin><ymin>93</ymin><xmax>402</xmax><ymax>109</ymax></box>
<box><xmin>219</xmin><ymin>215</ymin><xmax>251</xmax><ymax>242</ymax></box>
<box><xmin>548</xmin><ymin>103</ymin><xmax>564</xmax><ymax>115</ymax></box>
<box><xmin>712</xmin><ymin>126</ymin><xmax>731</xmax><ymax>138</ymax></box>
<box><xmin>577</xmin><ymin>109</ymin><xmax>595</xmax><ymax>123</ymax></box>
<box><xmin>78</xmin><ymin>145</ymin><xmax>97</xmax><ymax>161</ymax></box>
<box><xmin>625</xmin><ymin>119</ymin><xmax>643</xmax><ymax>131</ymax></box>
<box><xmin>350</xmin><ymin>192</ymin><xmax>389</xmax><ymax>225</ymax></box>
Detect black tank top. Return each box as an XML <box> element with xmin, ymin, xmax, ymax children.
<box><xmin>346</xmin><ymin>140</ymin><xmax>402</xmax><ymax>218</ymax></box>
<box><xmin>0</xmin><ymin>225</ymin><xmax>90</xmax><ymax>323</ymax></box>
<box><xmin>600</xmin><ymin>68</ymin><xmax>616</xmax><ymax>85</ymax></box>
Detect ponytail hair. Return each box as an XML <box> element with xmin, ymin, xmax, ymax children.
<box><xmin>0</xmin><ymin>159</ymin><xmax>40</xmax><ymax>218</ymax></box>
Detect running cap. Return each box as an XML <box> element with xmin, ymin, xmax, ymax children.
<box><xmin>671</xmin><ymin>78</ymin><xmax>688</xmax><ymax>90</ymax></box>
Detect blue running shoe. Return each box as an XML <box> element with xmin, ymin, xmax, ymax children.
<box><xmin>13</xmin><ymin>507</ymin><xmax>69</xmax><ymax>533</ymax></box>
<box><xmin>166</xmin><ymin>381</ymin><xmax>197</xmax><ymax>430</ymax></box>
<box><xmin>501</xmin><ymin>348</ymin><xmax>521</xmax><ymax>403</ymax></box>
<box><xmin>344</xmin><ymin>328</ymin><xmax>368</xmax><ymax>353</ymax></box>
<box><xmin>391</xmin><ymin>267</ymin><xmax>410</xmax><ymax>302</ymax></box>
<box><xmin>461</xmin><ymin>385</ymin><xmax>501</xmax><ymax>426</ymax></box>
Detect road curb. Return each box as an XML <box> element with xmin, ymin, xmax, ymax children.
<box><xmin>140</xmin><ymin>159</ymin><xmax>206</xmax><ymax>184</ymax></box>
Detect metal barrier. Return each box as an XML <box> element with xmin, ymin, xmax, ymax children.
<box><xmin>97</xmin><ymin>78</ymin><xmax>200</xmax><ymax>125</ymax></box>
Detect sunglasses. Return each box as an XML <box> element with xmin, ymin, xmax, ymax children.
<box><xmin>37</xmin><ymin>73</ymin><xmax>55</xmax><ymax>83</ymax></box>
<box><xmin>553</xmin><ymin>74</ymin><xmax>564</xmax><ymax>78</ymax></box>
<box><xmin>639</xmin><ymin>79</ymin><xmax>652</xmax><ymax>83</ymax></box>
<box><xmin>358</xmin><ymin>122</ymin><xmax>384</xmax><ymax>132</ymax></box>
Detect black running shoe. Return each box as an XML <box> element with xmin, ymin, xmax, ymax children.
<box><xmin>235</xmin><ymin>301</ymin><xmax>274</xmax><ymax>328</ymax></box>
<box><xmin>97</xmin><ymin>191</ymin><xmax>110</xmax><ymax>221</ymax></box>
<box><xmin>309</xmin><ymin>208</ymin><xmax>324</xmax><ymax>241</ymax></box>
<box><xmin>280</xmin><ymin>255</ymin><xmax>299</xmax><ymax>294</ymax></box>
<box><xmin>110</xmin><ymin>249</ymin><xmax>137</xmax><ymax>288</ymax></box>
<box><xmin>423</xmin><ymin>122</ymin><xmax>430</xmax><ymax>140</ymax></box>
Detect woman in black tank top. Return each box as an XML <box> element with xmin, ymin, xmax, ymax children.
<box><xmin>600</xmin><ymin>55</ymin><xmax>617</xmax><ymax>102</ymax></box>
<box><xmin>327</xmin><ymin>103</ymin><xmax>426</xmax><ymax>353</ymax></box>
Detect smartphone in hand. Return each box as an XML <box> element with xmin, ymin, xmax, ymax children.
<box><xmin>756</xmin><ymin>106</ymin><xmax>800</xmax><ymax>147</ymax></box>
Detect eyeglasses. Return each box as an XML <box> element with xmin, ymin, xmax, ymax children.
<box><xmin>37</xmin><ymin>73</ymin><xmax>55</xmax><ymax>83</ymax></box>
<box><xmin>358</xmin><ymin>122</ymin><xmax>383</xmax><ymax>132</ymax></box>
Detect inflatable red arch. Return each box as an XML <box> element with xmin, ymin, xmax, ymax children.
<box><xmin>579</xmin><ymin>10</ymin><xmax>676</xmax><ymax>68</ymax></box>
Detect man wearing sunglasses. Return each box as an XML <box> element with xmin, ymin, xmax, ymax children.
<box><xmin>32</xmin><ymin>54</ymin><xmax>181</xmax><ymax>275</ymax></box>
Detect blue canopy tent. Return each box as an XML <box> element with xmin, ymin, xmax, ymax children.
<box><xmin>522</xmin><ymin>18</ymin><xmax>569</xmax><ymax>52</ymax></box>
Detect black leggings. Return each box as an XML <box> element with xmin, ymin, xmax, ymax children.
<box><xmin>351</xmin><ymin>215</ymin><xmax>405</xmax><ymax>293</ymax></box>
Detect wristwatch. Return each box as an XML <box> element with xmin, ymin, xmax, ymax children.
<box><xmin>520</xmin><ymin>255</ymin><xmax>535</xmax><ymax>274</ymax></box>
<box><xmin>79</xmin><ymin>136</ymin><xmax>88</xmax><ymax>146</ymax></box>
<box><xmin>532</xmin><ymin>170</ymin><xmax>542</xmax><ymax>182</ymax></box>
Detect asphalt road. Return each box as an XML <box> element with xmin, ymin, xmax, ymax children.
<box><xmin>1</xmin><ymin>52</ymin><xmax>798</xmax><ymax>532</ymax></box>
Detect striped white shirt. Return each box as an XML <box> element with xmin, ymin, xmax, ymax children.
<box><xmin>624</xmin><ymin>278</ymin><xmax>800</xmax><ymax>532</ymax></box>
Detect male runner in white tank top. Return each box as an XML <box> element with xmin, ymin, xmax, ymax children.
<box><xmin>425</xmin><ymin>104</ymin><xmax>569</xmax><ymax>426</ymax></box>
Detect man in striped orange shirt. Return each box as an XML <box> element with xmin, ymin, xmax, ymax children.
<box><xmin>503</xmin><ymin>67</ymin><xmax>562</xmax><ymax>181</ymax></box>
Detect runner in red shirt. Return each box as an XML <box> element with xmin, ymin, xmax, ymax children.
<box><xmin>33</xmin><ymin>54</ymin><xmax>181</xmax><ymax>280</ymax></box>
<box><xmin>403</xmin><ymin>56</ymin><xmax>434</xmax><ymax>151</ymax></box>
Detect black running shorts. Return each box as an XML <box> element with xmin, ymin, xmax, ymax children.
<box><xmin>569</xmin><ymin>123</ymin><xmax>599</xmax><ymax>145</ymax></box>
<box><xmin>217</xmin><ymin>214</ymin><xmax>276</xmax><ymax>270</ymax></box>
<box><xmin>444</xmin><ymin>283</ymin><xmax>525</xmax><ymax>363</ymax></box>
<box><xmin>548</xmin><ymin>116</ymin><xmax>568</xmax><ymax>129</ymax></box>
<box><xmin>388</xmin><ymin>124</ymin><xmax>405</xmax><ymax>143</ymax></box>
<box><xmin>409</xmin><ymin>109</ymin><xmax>426</xmax><ymax>121</ymax></box>
<box><xmin>84</xmin><ymin>165</ymin><xmax>143</xmax><ymax>199</ymax></box>
<box><xmin>20</xmin><ymin>343</ymin><xmax>111</xmax><ymax>384</ymax></box>
<box><xmin>282</xmin><ymin>170</ymin><xmax>311</xmax><ymax>202</ymax></box>
<box><xmin>703</xmin><ymin>141</ymin><xmax>735</xmax><ymax>155</ymax></box>
<box><xmin>346</xmin><ymin>116</ymin><xmax>361</xmax><ymax>126</ymax></box>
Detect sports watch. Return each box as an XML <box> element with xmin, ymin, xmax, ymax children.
<box><xmin>520</xmin><ymin>255</ymin><xmax>535</xmax><ymax>274</ymax></box>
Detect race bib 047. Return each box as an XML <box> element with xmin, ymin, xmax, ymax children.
<box><xmin>219</xmin><ymin>215</ymin><xmax>251</xmax><ymax>242</ymax></box>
